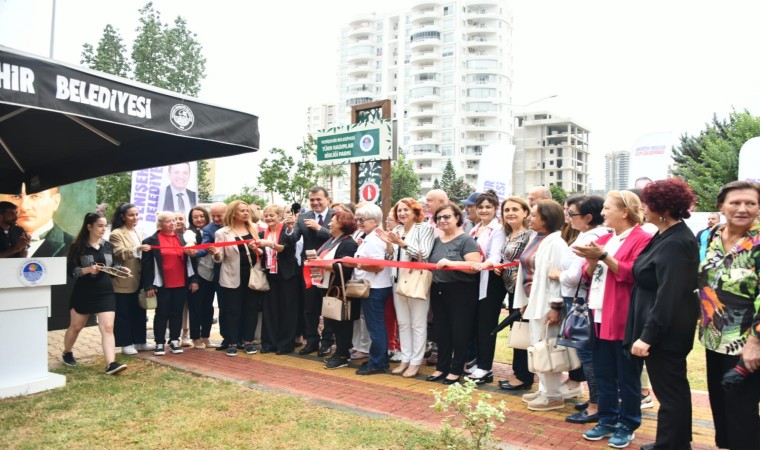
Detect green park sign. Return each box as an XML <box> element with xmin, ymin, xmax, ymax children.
<box><xmin>315</xmin><ymin>120</ymin><xmax>392</xmax><ymax>165</ymax></box>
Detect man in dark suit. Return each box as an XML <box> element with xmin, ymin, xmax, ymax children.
<box><xmin>160</xmin><ymin>162</ymin><xmax>197</xmax><ymax>213</ymax></box>
<box><xmin>197</xmin><ymin>202</ymin><xmax>227</xmax><ymax>349</ymax></box>
<box><xmin>0</xmin><ymin>201</ymin><xmax>30</xmax><ymax>258</ymax></box>
<box><xmin>293</xmin><ymin>186</ymin><xmax>335</xmax><ymax>356</ymax></box>
<box><xmin>0</xmin><ymin>186</ymin><xmax>73</xmax><ymax>257</ymax></box>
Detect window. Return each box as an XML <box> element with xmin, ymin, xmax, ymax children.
<box><xmin>442</xmin><ymin>60</ymin><xmax>454</xmax><ymax>71</ymax></box>
<box><xmin>442</xmin><ymin>102</ymin><xmax>454</xmax><ymax>113</ymax></box>
<box><xmin>441</xmin><ymin>145</ymin><xmax>453</xmax><ymax>156</ymax></box>
<box><xmin>409</xmin><ymin>86</ymin><xmax>440</xmax><ymax>98</ymax></box>
<box><xmin>467</xmin><ymin>88</ymin><xmax>496</xmax><ymax>98</ymax></box>
<box><xmin>442</xmin><ymin>131</ymin><xmax>454</xmax><ymax>142</ymax></box>
<box><xmin>411</xmin><ymin>31</ymin><xmax>441</xmax><ymax>42</ymax></box>
<box><xmin>441</xmin><ymin>116</ymin><xmax>453</xmax><ymax>128</ymax></box>
<box><xmin>443</xmin><ymin>32</ymin><xmax>454</xmax><ymax>43</ymax></box>
<box><xmin>442</xmin><ymin>87</ymin><xmax>454</xmax><ymax>99</ymax></box>
<box><xmin>442</xmin><ymin>46</ymin><xmax>454</xmax><ymax>57</ymax></box>
<box><xmin>443</xmin><ymin>73</ymin><xmax>454</xmax><ymax>84</ymax></box>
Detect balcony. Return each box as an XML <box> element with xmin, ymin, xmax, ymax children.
<box><xmin>410</xmin><ymin>51</ymin><xmax>441</xmax><ymax>64</ymax></box>
<box><xmin>465</xmin><ymin>36</ymin><xmax>498</xmax><ymax>49</ymax></box>
<box><xmin>407</xmin><ymin>106</ymin><xmax>440</xmax><ymax>118</ymax></box>
<box><xmin>347</xmin><ymin>21</ymin><xmax>374</xmax><ymax>38</ymax></box>
<box><xmin>465</xmin><ymin>8</ymin><xmax>501</xmax><ymax>21</ymax></box>
<box><xmin>411</xmin><ymin>64</ymin><xmax>440</xmax><ymax>76</ymax></box>
<box><xmin>347</xmin><ymin>64</ymin><xmax>372</xmax><ymax>75</ymax></box>
<box><xmin>409</xmin><ymin>121</ymin><xmax>437</xmax><ymax>132</ymax></box>
<box><xmin>409</xmin><ymin>8</ymin><xmax>441</xmax><ymax>23</ymax></box>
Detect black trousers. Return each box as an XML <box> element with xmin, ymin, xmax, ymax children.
<box><xmin>325</xmin><ymin>317</ymin><xmax>354</xmax><ymax>359</ymax></box>
<box><xmin>189</xmin><ymin>278</ymin><xmax>214</xmax><ymax>339</ymax></box>
<box><xmin>114</xmin><ymin>291</ymin><xmax>148</xmax><ymax>347</ymax></box>
<box><xmin>154</xmin><ymin>287</ymin><xmax>187</xmax><ymax>344</ymax></box>
<box><xmin>706</xmin><ymin>349</ymin><xmax>760</xmax><ymax>450</ymax></box>
<box><xmin>475</xmin><ymin>274</ymin><xmax>507</xmax><ymax>371</ymax></box>
<box><xmin>222</xmin><ymin>286</ymin><xmax>261</xmax><ymax>344</ymax></box>
<box><xmin>261</xmin><ymin>274</ymin><xmax>300</xmax><ymax>352</ymax></box>
<box><xmin>303</xmin><ymin>285</ymin><xmax>334</xmax><ymax>347</ymax></box>
<box><xmin>645</xmin><ymin>347</ymin><xmax>693</xmax><ymax>450</ymax></box>
<box><xmin>505</xmin><ymin>292</ymin><xmax>532</xmax><ymax>384</ymax></box>
<box><xmin>431</xmin><ymin>281</ymin><xmax>478</xmax><ymax>376</ymax></box>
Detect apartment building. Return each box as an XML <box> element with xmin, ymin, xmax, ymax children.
<box><xmin>604</xmin><ymin>150</ymin><xmax>630</xmax><ymax>192</ymax></box>
<box><xmin>512</xmin><ymin>111</ymin><xmax>590</xmax><ymax>197</ymax></box>
<box><xmin>335</xmin><ymin>0</ymin><xmax>513</xmax><ymax>193</ymax></box>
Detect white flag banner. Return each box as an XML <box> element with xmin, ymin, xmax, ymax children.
<box><xmin>130</xmin><ymin>161</ymin><xmax>198</xmax><ymax>238</ymax></box>
<box><xmin>476</xmin><ymin>144</ymin><xmax>514</xmax><ymax>199</ymax></box>
<box><xmin>738</xmin><ymin>137</ymin><xmax>760</xmax><ymax>183</ymax></box>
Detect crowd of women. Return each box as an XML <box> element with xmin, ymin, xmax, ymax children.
<box><xmin>60</xmin><ymin>180</ymin><xmax>759</xmax><ymax>450</ymax></box>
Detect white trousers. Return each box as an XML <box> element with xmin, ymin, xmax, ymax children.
<box><xmin>393</xmin><ymin>289</ymin><xmax>430</xmax><ymax>365</ymax></box>
<box><xmin>352</xmin><ymin>312</ymin><xmax>371</xmax><ymax>353</ymax></box>
<box><xmin>530</xmin><ymin>318</ymin><xmax>563</xmax><ymax>401</ymax></box>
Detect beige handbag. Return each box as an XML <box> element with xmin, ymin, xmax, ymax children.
<box><xmin>395</xmin><ymin>232</ymin><xmax>432</xmax><ymax>300</ymax></box>
<box><xmin>322</xmin><ymin>263</ymin><xmax>351</xmax><ymax>321</ymax></box>
<box><xmin>508</xmin><ymin>320</ymin><xmax>531</xmax><ymax>350</ymax></box>
<box><xmin>527</xmin><ymin>325</ymin><xmax>581</xmax><ymax>373</ymax></box>
<box><xmin>138</xmin><ymin>289</ymin><xmax>157</xmax><ymax>310</ymax></box>
<box><xmin>345</xmin><ymin>278</ymin><xmax>371</xmax><ymax>298</ymax></box>
<box><xmin>240</xmin><ymin>231</ymin><xmax>269</xmax><ymax>292</ymax></box>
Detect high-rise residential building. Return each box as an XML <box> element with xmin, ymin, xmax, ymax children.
<box><xmin>306</xmin><ymin>104</ymin><xmax>338</xmax><ymax>135</ymax></box>
<box><xmin>604</xmin><ymin>150</ymin><xmax>630</xmax><ymax>192</ymax></box>
<box><xmin>512</xmin><ymin>111</ymin><xmax>590</xmax><ymax>197</ymax></box>
<box><xmin>335</xmin><ymin>1</ymin><xmax>513</xmax><ymax>193</ymax></box>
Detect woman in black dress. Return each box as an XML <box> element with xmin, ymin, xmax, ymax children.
<box><xmin>62</xmin><ymin>212</ymin><xmax>128</xmax><ymax>375</ymax></box>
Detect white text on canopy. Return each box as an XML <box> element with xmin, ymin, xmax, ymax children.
<box><xmin>55</xmin><ymin>75</ymin><xmax>152</xmax><ymax>119</ymax></box>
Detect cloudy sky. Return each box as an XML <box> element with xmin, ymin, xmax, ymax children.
<box><xmin>2</xmin><ymin>0</ymin><xmax>759</xmax><ymax>194</ymax></box>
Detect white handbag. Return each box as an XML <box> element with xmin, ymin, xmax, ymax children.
<box><xmin>527</xmin><ymin>325</ymin><xmax>581</xmax><ymax>373</ymax></box>
<box><xmin>508</xmin><ymin>321</ymin><xmax>531</xmax><ymax>350</ymax></box>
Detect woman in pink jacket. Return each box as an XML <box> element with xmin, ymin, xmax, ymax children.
<box><xmin>573</xmin><ymin>190</ymin><xmax>652</xmax><ymax>449</ymax></box>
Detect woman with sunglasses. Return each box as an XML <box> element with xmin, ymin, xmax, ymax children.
<box><xmin>425</xmin><ymin>204</ymin><xmax>481</xmax><ymax>385</ymax></box>
<box><xmin>573</xmin><ymin>190</ymin><xmax>652</xmax><ymax>448</ymax></box>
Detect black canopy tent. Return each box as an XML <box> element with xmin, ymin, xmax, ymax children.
<box><xmin>0</xmin><ymin>45</ymin><xmax>259</xmax><ymax>194</ymax></box>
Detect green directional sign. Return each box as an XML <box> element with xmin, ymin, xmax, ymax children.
<box><xmin>315</xmin><ymin>120</ymin><xmax>392</xmax><ymax>165</ymax></box>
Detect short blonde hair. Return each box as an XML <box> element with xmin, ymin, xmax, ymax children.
<box><xmin>156</xmin><ymin>211</ymin><xmax>175</xmax><ymax>229</ymax></box>
<box><xmin>263</xmin><ymin>204</ymin><xmax>284</xmax><ymax>217</ymax></box>
<box><xmin>606</xmin><ymin>190</ymin><xmax>643</xmax><ymax>225</ymax></box>
<box><xmin>224</xmin><ymin>200</ymin><xmax>256</xmax><ymax>231</ymax></box>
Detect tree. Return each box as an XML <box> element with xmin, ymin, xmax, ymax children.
<box><xmin>449</xmin><ymin>179</ymin><xmax>475</xmax><ymax>205</ymax></box>
<box><xmin>224</xmin><ymin>185</ymin><xmax>266</xmax><ymax>207</ymax></box>
<box><xmin>432</xmin><ymin>178</ymin><xmax>441</xmax><ymax>190</ymax></box>
<box><xmin>80</xmin><ymin>24</ymin><xmax>130</xmax><ymax>77</ymax></box>
<box><xmin>83</xmin><ymin>3</ymin><xmax>209</xmax><ymax>214</ymax></box>
<box><xmin>317</xmin><ymin>164</ymin><xmax>348</xmax><ymax>199</ymax></box>
<box><xmin>391</xmin><ymin>153</ymin><xmax>420</xmax><ymax>203</ymax></box>
<box><xmin>258</xmin><ymin>136</ymin><xmax>318</xmax><ymax>205</ymax></box>
<box><xmin>673</xmin><ymin>110</ymin><xmax>760</xmax><ymax>210</ymax></box>
<box><xmin>549</xmin><ymin>185</ymin><xmax>567</xmax><ymax>204</ymax></box>
<box><xmin>440</xmin><ymin>160</ymin><xmax>458</xmax><ymax>196</ymax></box>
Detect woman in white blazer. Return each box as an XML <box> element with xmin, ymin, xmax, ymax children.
<box><xmin>513</xmin><ymin>200</ymin><xmax>568</xmax><ymax>412</ymax></box>
<box><xmin>208</xmin><ymin>200</ymin><xmax>264</xmax><ymax>357</ymax></box>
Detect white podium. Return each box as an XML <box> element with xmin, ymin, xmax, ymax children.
<box><xmin>0</xmin><ymin>257</ymin><xmax>67</xmax><ymax>398</ymax></box>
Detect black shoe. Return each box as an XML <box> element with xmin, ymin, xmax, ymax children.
<box><xmin>216</xmin><ymin>342</ymin><xmax>229</xmax><ymax>352</ymax></box>
<box><xmin>639</xmin><ymin>444</ymin><xmax>655</xmax><ymax>450</ymax></box>
<box><xmin>275</xmin><ymin>349</ymin><xmax>293</xmax><ymax>355</ymax></box>
<box><xmin>105</xmin><ymin>362</ymin><xmax>127</xmax><ymax>375</ymax></box>
<box><xmin>236</xmin><ymin>343</ymin><xmax>245</xmax><ymax>350</ymax></box>
<box><xmin>356</xmin><ymin>365</ymin><xmax>385</xmax><ymax>376</ymax></box>
<box><xmin>574</xmin><ymin>401</ymin><xmax>590</xmax><ymax>411</ymax></box>
<box><xmin>565</xmin><ymin>410</ymin><xmax>599</xmax><ymax>424</ymax></box>
<box><xmin>299</xmin><ymin>344</ymin><xmax>318</xmax><ymax>355</ymax></box>
<box><xmin>294</xmin><ymin>342</ymin><xmax>304</xmax><ymax>348</ymax></box>
<box><xmin>498</xmin><ymin>380</ymin><xmax>533</xmax><ymax>391</ymax></box>
<box><xmin>169</xmin><ymin>341</ymin><xmax>184</xmax><ymax>354</ymax></box>
<box><xmin>442</xmin><ymin>376</ymin><xmax>461</xmax><ymax>385</ymax></box>
<box><xmin>62</xmin><ymin>351</ymin><xmax>78</xmax><ymax>367</ymax></box>
<box><xmin>226</xmin><ymin>347</ymin><xmax>238</xmax><ymax>357</ymax></box>
<box><xmin>361</xmin><ymin>360</ymin><xmax>390</xmax><ymax>369</ymax></box>
<box><xmin>426</xmin><ymin>372</ymin><xmax>447</xmax><ymax>382</ymax></box>
<box><xmin>317</xmin><ymin>344</ymin><xmax>333</xmax><ymax>357</ymax></box>
<box><xmin>154</xmin><ymin>344</ymin><xmax>166</xmax><ymax>356</ymax></box>
<box><xmin>324</xmin><ymin>357</ymin><xmax>348</xmax><ymax>370</ymax></box>
<box><xmin>469</xmin><ymin>371</ymin><xmax>494</xmax><ymax>385</ymax></box>
<box><xmin>260</xmin><ymin>347</ymin><xmax>275</xmax><ymax>354</ymax></box>
<box><xmin>244</xmin><ymin>344</ymin><xmax>257</xmax><ymax>355</ymax></box>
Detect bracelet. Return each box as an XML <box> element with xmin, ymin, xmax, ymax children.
<box><xmin>598</xmin><ymin>251</ymin><xmax>608</xmax><ymax>261</ymax></box>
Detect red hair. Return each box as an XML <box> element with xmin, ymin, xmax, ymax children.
<box><xmin>332</xmin><ymin>210</ymin><xmax>357</xmax><ymax>235</ymax></box>
<box><xmin>641</xmin><ymin>178</ymin><xmax>695</xmax><ymax>220</ymax></box>
<box><xmin>392</xmin><ymin>198</ymin><xmax>425</xmax><ymax>223</ymax></box>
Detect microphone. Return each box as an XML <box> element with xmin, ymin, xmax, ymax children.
<box><xmin>291</xmin><ymin>202</ymin><xmax>301</xmax><ymax>215</ymax></box>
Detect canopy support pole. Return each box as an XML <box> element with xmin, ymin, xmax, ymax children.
<box><xmin>65</xmin><ymin>114</ymin><xmax>121</xmax><ymax>146</ymax></box>
<box><xmin>0</xmin><ymin>135</ymin><xmax>25</xmax><ymax>173</ymax></box>
<box><xmin>0</xmin><ymin>107</ymin><xmax>29</xmax><ymax>124</ymax></box>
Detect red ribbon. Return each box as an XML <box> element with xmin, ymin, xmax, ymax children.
<box><xmin>149</xmin><ymin>239</ymin><xmax>257</xmax><ymax>250</ymax></box>
<box><xmin>302</xmin><ymin>258</ymin><xmax>518</xmax><ymax>288</ymax></box>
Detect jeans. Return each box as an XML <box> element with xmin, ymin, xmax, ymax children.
<box><xmin>362</xmin><ymin>287</ymin><xmax>392</xmax><ymax>369</ymax></box>
<box><xmin>593</xmin><ymin>338</ymin><xmax>643</xmax><ymax>430</ymax></box>
<box><xmin>114</xmin><ymin>291</ymin><xmax>147</xmax><ymax>347</ymax></box>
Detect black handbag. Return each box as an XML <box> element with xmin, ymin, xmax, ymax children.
<box><xmin>556</xmin><ymin>277</ymin><xmax>595</xmax><ymax>350</ymax></box>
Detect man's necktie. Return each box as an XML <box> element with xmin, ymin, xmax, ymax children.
<box><xmin>317</xmin><ymin>214</ymin><xmax>323</xmax><ymax>226</ymax></box>
<box><xmin>177</xmin><ymin>193</ymin><xmax>186</xmax><ymax>212</ymax></box>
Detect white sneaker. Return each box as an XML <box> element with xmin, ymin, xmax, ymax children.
<box><xmin>559</xmin><ymin>381</ymin><xmax>583</xmax><ymax>399</ymax></box>
<box><xmin>121</xmin><ymin>345</ymin><xmax>138</xmax><ymax>355</ymax></box>
<box><xmin>526</xmin><ymin>393</ymin><xmax>565</xmax><ymax>411</ymax></box>
<box><xmin>521</xmin><ymin>391</ymin><xmax>541</xmax><ymax>403</ymax></box>
<box><xmin>468</xmin><ymin>368</ymin><xmax>489</xmax><ymax>379</ymax></box>
<box><xmin>465</xmin><ymin>364</ymin><xmax>478</xmax><ymax>374</ymax></box>
<box><xmin>389</xmin><ymin>350</ymin><xmax>403</xmax><ymax>363</ymax></box>
<box><xmin>641</xmin><ymin>393</ymin><xmax>654</xmax><ymax>409</ymax></box>
<box><xmin>134</xmin><ymin>343</ymin><xmax>156</xmax><ymax>351</ymax></box>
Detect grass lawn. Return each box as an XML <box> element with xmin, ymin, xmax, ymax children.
<box><xmin>0</xmin><ymin>359</ymin><xmax>444</xmax><ymax>450</ymax></box>
<box><xmin>493</xmin><ymin>317</ymin><xmax>709</xmax><ymax>391</ymax></box>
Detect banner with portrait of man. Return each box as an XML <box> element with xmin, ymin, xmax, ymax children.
<box><xmin>130</xmin><ymin>162</ymin><xmax>198</xmax><ymax>238</ymax></box>
<box><xmin>0</xmin><ymin>180</ymin><xmax>96</xmax><ymax>330</ymax></box>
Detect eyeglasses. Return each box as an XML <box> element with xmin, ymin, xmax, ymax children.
<box><xmin>567</xmin><ymin>211</ymin><xmax>582</xmax><ymax>218</ymax></box>
<box><xmin>354</xmin><ymin>218</ymin><xmax>373</xmax><ymax>224</ymax></box>
<box><xmin>435</xmin><ymin>214</ymin><xmax>453</xmax><ymax>221</ymax></box>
